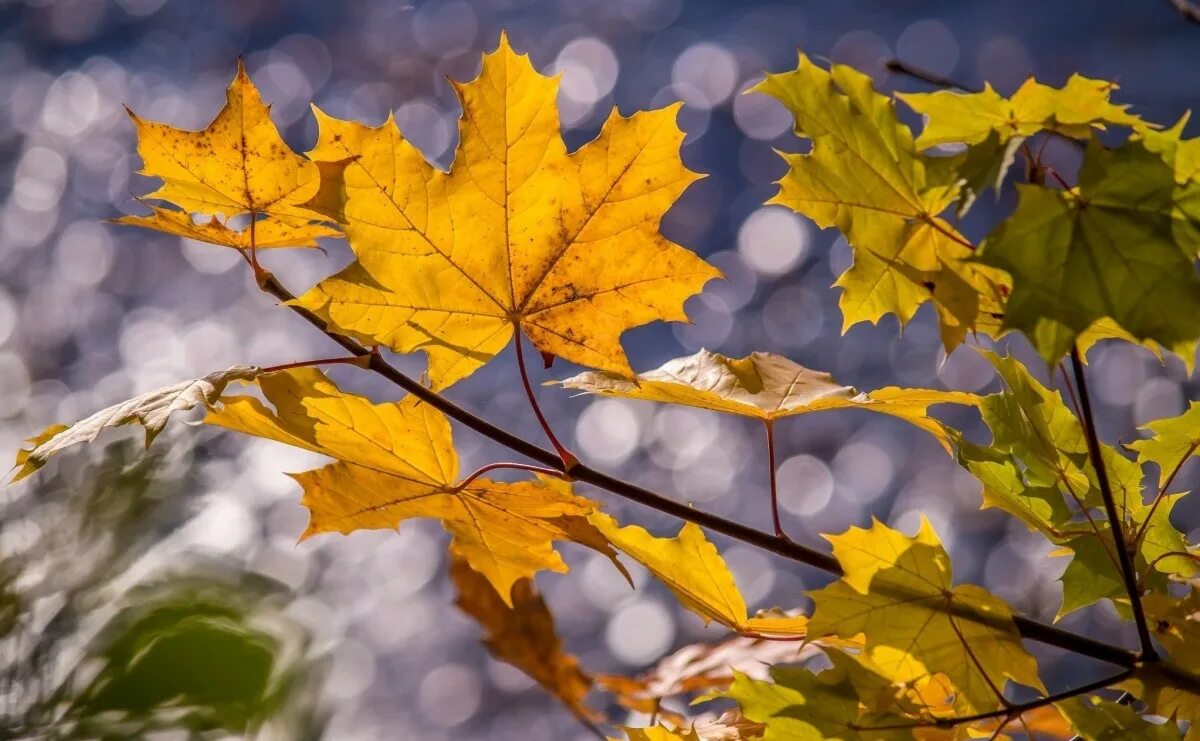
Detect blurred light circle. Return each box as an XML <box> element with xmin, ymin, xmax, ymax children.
<box><xmin>14</xmin><ymin>147</ymin><xmax>67</xmax><ymax>212</ymax></box>
<box><xmin>777</xmin><ymin>454</ymin><xmax>834</xmax><ymax>516</ymax></box>
<box><xmin>672</xmin><ymin>445</ymin><xmax>738</xmax><ymax>502</ymax></box>
<box><xmin>181</xmin><ymin>237</ymin><xmax>241</xmax><ymax>274</ymax></box>
<box><xmin>42</xmin><ymin>72</ymin><xmax>101</xmax><ymax>138</ymax></box>
<box><xmin>724</xmin><ymin>546</ymin><xmax>775</xmax><ymax>604</ymax></box>
<box><xmin>673</xmin><ymin>293</ymin><xmax>732</xmax><ymax>350</ymax></box>
<box><xmin>650</xmin><ymin>407</ymin><xmax>718</xmax><ymax>467</ymax></box>
<box><xmin>54</xmin><ymin>221</ymin><xmax>114</xmax><ymax>288</ymax></box>
<box><xmin>937</xmin><ymin>345</ymin><xmax>996</xmax><ymax>391</ymax></box>
<box><xmin>186</xmin><ymin>493</ymin><xmax>254</xmax><ymax>554</ymax></box>
<box><xmin>830</xmin><ymin>30</ymin><xmax>891</xmax><ymax>82</ymax></box>
<box><xmin>576</xmin><ymin>398</ymin><xmax>642</xmax><ymax>466</ymax></box>
<box><xmin>0</xmin><ymin>353</ymin><xmax>31</xmax><ymax>418</ymax></box>
<box><xmin>672</xmin><ymin>43</ymin><xmax>739</xmax><ymax>110</ymax></box>
<box><xmin>704</xmin><ymin>250</ymin><xmax>757</xmax><ymax>311</ymax></box>
<box><xmin>1094</xmin><ymin>343</ymin><xmax>1146</xmax><ymax>407</ymax></box>
<box><xmin>896</xmin><ymin>20</ymin><xmax>960</xmax><ymax>78</ymax></box>
<box><xmin>833</xmin><ymin>440</ymin><xmax>895</xmax><ymax>504</ymax></box>
<box><xmin>413</xmin><ymin>1</ymin><xmax>479</xmax><ymax>56</ymax></box>
<box><xmin>556</xmin><ymin>37</ymin><xmax>619</xmax><ymax>104</ymax></box>
<box><xmin>395</xmin><ymin>100</ymin><xmax>453</xmax><ymax>162</ymax></box>
<box><xmin>732</xmin><ymin>83</ymin><xmax>792</xmax><ymax>140</ymax></box>
<box><xmin>420</xmin><ymin>664</ymin><xmax>482</xmax><ymax>727</ymax></box>
<box><xmin>327</xmin><ymin>639</ymin><xmax>377</xmax><ymax>701</ymax></box>
<box><xmin>1133</xmin><ymin>377</ymin><xmax>1184</xmax><ymax>426</ymax></box>
<box><xmin>114</xmin><ymin>0</ymin><xmax>167</xmax><ymax>16</ymax></box>
<box><xmin>762</xmin><ymin>286</ymin><xmax>824</xmax><ymax>350</ymax></box>
<box><xmin>582</xmin><ymin>551</ymin><xmax>645</xmax><ymax>611</ymax></box>
<box><xmin>0</xmin><ymin>289</ymin><xmax>16</xmax><ymax>347</ymax></box>
<box><xmin>606</xmin><ymin>599</ymin><xmax>675</xmax><ymax>665</ymax></box>
<box><xmin>738</xmin><ymin>207</ymin><xmax>810</xmax><ymax>276</ymax></box>
<box><xmin>975</xmin><ymin>36</ymin><xmax>1034</xmax><ymax>92</ymax></box>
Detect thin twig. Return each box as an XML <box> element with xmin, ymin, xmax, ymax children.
<box><xmin>1169</xmin><ymin>0</ymin><xmax>1200</xmax><ymax>24</ymax></box>
<box><xmin>1132</xmin><ymin>440</ymin><xmax>1199</xmax><ymax>550</ymax></box>
<box><xmin>1069</xmin><ymin>346</ymin><xmax>1158</xmax><ymax>660</ymax></box>
<box><xmin>885</xmin><ymin>58</ymin><xmax>979</xmax><ymax>93</ymax></box>
<box><xmin>859</xmin><ymin>668</ymin><xmax>1132</xmax><ymax>732</ymax></box>
<box><xmin>251</xmin><ymin>270</ymin><xmax>1149</xmax><ymax>669</ymax></box>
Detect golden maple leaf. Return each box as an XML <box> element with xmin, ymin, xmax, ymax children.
<box><xmin>809</xmin><ymin>518</ymin><xmax>1044</xmax><ymax>715</ymax></box>
<box><xmin>294</xmin><ymin>34</ymin><xmax>720</xmax><ymax>389</ymax></box>
<box><xmin>204</xmin><ymin>368</ymin><xmax>619</xmax><ymax>604</ymax></box>
<box><xmin>119</xmin><ymin>60</ymin><xmax>334</xmax><ymax>250</ymax></box>
<box><xmin>556</xmin><ymin>349</ymin><xmax>977</xmax><ymax>451</ymax></box>
<box><xmin>590</xmin><ymin>512</ymin><xmax>808</xmax><ymax>638</ymax></box>
<box><xmin>450</xmin><ymin>557</ymin><xmax>599</xmax><ymax>723</ymax></box>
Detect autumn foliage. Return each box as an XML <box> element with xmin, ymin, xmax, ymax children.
<box><xmin>13</xmin><ymin>33</ymin><xmax>1200</xmax><ymax>739</ymax></box>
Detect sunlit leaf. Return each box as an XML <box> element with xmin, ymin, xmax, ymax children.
<box><xmin>205</xmin><ymin>368</ymin><xmax>615</xmax><ymax>604</ymax></box>
<box><xmin>13</xmin><ymin>365</ymin><xmax>262</xmax><ymax>482</ymax></box>
<box><xmin>293</xmin><ymin>34</ymin><xmax>718</xmax><ymax>389</ymax></box>
<box><xmin>557</xmin><ymin>349</ymin><xmax>976</xmax><ymax>450</ymax></box>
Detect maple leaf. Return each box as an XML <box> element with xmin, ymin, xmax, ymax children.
<box><xmin>598</xmin><ymin>632</ymin><xmax>822</xmax><ymax>722</ymax></box>
<box><xmin>754</xmin><ymin>53</ymin><xmax>1007</xmax><ymax>351</ymax></box>
<box><xmin>12</xmin><ymin>365</ymin><xmax>262</xmax><ymax>482</ymax></box>
<box><xmin>122</xmin><ymin>60</ymin><xmax>333</xmax><ymax>249</ymax></box>
<box><xmin>589</xmin><ymin>512</ymin><xmax>808</xmax><ymax>637</ymax></box>
<box><xmin>718</xmin><ymin>653</ymin><xmax>914</xmax><ymax>740</ymax></box>
<box><xmin>899</xmin><ymin>75</ymin><xmax>1144</xmax><ymax>150</ymax></box>
<box><xmin>1056</xmin><ymin>695</ymin><xmax>1182</xmax><ymax>741</ymax></box>
<box><xmin>1129</xmin><ymin>401</ymin><xmax>1200</xmax><ymax>489</ymax></box>
<box><xmin>980</xmin><ymin>139</ymin><xmax>1200</xmax><ymax>363</ymax></box>
<box><xmin>1115</xmin><ymin>593</ymin><xmax>1200</xmax><ymax>737</ymax></box>
<box><xmin>115</xmin><ymin>202</ymin><xmax>338</xmax><ymax>250</ymax></box>
<box><xmin>557</xmin><ymin>349</ymin><xmax>977</xmax><ymax>451</ymax></box>
<box><xmin>808</xmin><ymin>518</ymin><xmax>1044</xmax><ymax>714</ymax></box>
<box><xmin>204</xmin><ymin>368</ymin><xmax>618</xmax><ymax>604</ymax></box>
<box><xmin>450</xmin><ymin>556</ymin><xmax>598</xmax><ymax>723</ymax></box>
<box><xmin>293</xmin><ymin>34</ymin><xmax>719</xmax><ymax>389</ymax></box>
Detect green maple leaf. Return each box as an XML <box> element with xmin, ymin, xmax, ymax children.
<box><xmin>980</xmin><ymin>140</ymin><xmax>1200</xmax><ymax>363</ymax></box>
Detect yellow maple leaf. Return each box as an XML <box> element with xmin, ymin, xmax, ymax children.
<box><xmin>450</xmin><ymin>557</ymin><xmax>598</xmax><ymax>722</ymax></box>
<box><xmin>122</xmin><ymin>60</ymin><xmax>333</xmax><ymax>249</ymax></box>
<box><xmin>204</xmin><ymin>367</ymin><xmax>616</xmax><ymax>605</ymax></box>
<box><xmin>115</xmin><ymin>202</ymin><xmax>338</xmax><ymax>250</ymax></box>
<box><xmin>809</xmin><ymin>518</ymin><xmax>1045</xmax><ymax>715</ymax></box>
<box><xmin>293</xmin><ymin>34</ymin><xmax>719</xmax><ymax>389</ymax></box>
<box><xmin>590</xmin><ymin>512</ymin><xmax>808</xmax><ymax>638</ymax></box>
<box><xmin>899</xmin><ymin>75</ymin><xmax>1144</xmax><ymax>150</ymax></box>
<box><xmin>753</xmin><ymin>54</ymin><xmax>1007</xmax><ymax>351</ymax></box>
<box><xmin>556</xmin><ymin>349</ymin><xmax>977</xmax><ymax>451</ymax></box>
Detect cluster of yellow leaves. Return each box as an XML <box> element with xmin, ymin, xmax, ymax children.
<box><xmin>13</xmin><ymin>29</ymin><xmax>1200</xmax><ymax>741</ymax></box>
<box><xmin>203</xmin><ymin>367</ymin><xmax>626</xmax><ymax>605</ymax></box>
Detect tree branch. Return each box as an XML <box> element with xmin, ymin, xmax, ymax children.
<box><xmin>1068</xmin><ymin>346</ymin><xmax>1158</xmax><ymax>660</ymax></box>
<box><xmin>859</xmin><ymin>668</ymin><xmax>1132</xmax><ymax>733</ymax></box>
<box><xmin>1168</xmin><ymin>0</ymin><xmax>1200</xmax><ymax>24</ymax></box>
<box><xmin>254</xmin><ymin>272</ymin><xmax>1147</xmax><ymax>670</ymax></box>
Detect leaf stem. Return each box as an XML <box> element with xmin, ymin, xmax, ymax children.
<box><xmin>260</xmin><ymin>354</ymin><xmax>368</xmax><ymax>374</ymax></box>
<box><xmin>513</xmin><ymin>328</ymin><xmax>579</xmax><ymax>472</ymax></box>
<box><xmin>1068</xmin><ymin>346</ymin><xmax>1158</xmax><ymax>661</ymax></box>
<box><xmin>858</xmin><ymin>667</ymin><xmax>1133</xmax><ymax>733</ymax></box>
<box><xmin>885</xmin><ymin>58</ymin><xmax>979</xmax><ymax>92</ymax></box>
<box><xmin>452</xmin><ymin>461</ymin><xmax>568</xmax><ymax>492</ymax></box>
<box><xmin>1131</xmin><ymin>439</ymin><xmax>1199</xmax><ymax>551</ymax></box>
<box><xmin>763</xmin><ymin>420</ymin><xmax>790</xmax><ymax>539</ymax></box>
<box><xmin>252</xmin><ymin>271</ymin><xmax>1153</xmax><ymax>671</ymax></box>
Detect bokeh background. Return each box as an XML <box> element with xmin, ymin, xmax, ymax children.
<box><xmin>1</xmin><ymin>0</ymin><xmax>1198</xmax><ymax>738</ymax></box>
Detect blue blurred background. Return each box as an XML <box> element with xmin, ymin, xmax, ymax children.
<box><xmin>1</xmin><ymin>1</ymin><xmax>1198</xmax><ymax>738</ymax></box>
